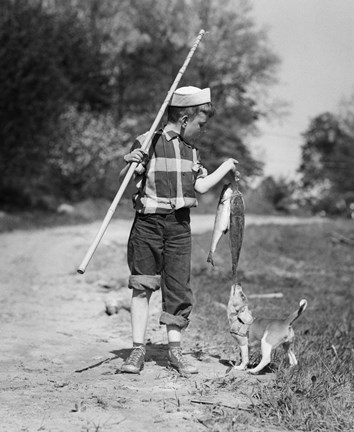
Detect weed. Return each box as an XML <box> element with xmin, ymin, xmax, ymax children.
<box><xmin>191</xmin><ymin>220</ymin><xmax>354</xmax><ymax>431</ymax></box>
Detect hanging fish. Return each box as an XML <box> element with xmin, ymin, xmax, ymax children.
<box><xmin>207</xmin><ymin>183</ymin><xmax>233</xmax><ymax>267</ymax></box>
<box><xmin>229</xmin><ymin>179</ymin><xmax>245</xmax><ymax>282</ymax></box>
<box><xmin>207</xmin><ymin>176</ymin><xmax>245</xmax><ymax>282</ymax></box>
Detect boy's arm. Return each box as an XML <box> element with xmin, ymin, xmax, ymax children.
<box><xmin>194</xmin><ymin>158</ymin><xmax>238</xmax><ymax>194</ymax></box>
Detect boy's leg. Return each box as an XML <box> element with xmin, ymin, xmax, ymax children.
<box><xmin>167</xmin><ymin>325</ymin><xmax>198</xmax><ymax>375</ymax></box>
<box><xmin>121</xmin><ymin>214</ymin><xmax>163</xmax><ymax>374</ymax></box>
<box><xmin>166</xmin><ymin>324</ymin><xmax>181</xmax><ymax>343</ymax></box>
<box><xmin>120</xmin><ymin>288</ymin><xmax>152</xmax><ymax>374</ymax></box>
<box><xmin>131</xmin><ymin>288</ymin><xmax>152</xmax><ymax>343</ymax></box>
<box><xmin>161</xmin><ymin>210</ymin><xmax>198</xmax><ymax>374</ymax></box>
<box><xmin>160</xmin><ymin>210</ymin><xmax>192</xmax><ymax>329</ymax></box>
<box><xmin>121</xmin><ymin>277</ymin><xmax>160</xmax><ymax>374</ymax></box>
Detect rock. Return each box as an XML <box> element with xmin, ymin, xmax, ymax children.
<box><xmin>104</xmin><ymin>290</ymin><xmax>131</xmax><ymax>315</ymax></box>
<box><xmin>57</xmin><ymin>203</ymin><xmax>75</xmax><ymax>214</ymax></box>
<box><xmin>105</xmin><ymin>296</ymin><xmax>118</xmax><ymax>315</ymax></box>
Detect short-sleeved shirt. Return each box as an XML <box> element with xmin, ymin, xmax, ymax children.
<box><xmin>130</xmin><ymin>129</ymin><xmax>208</xmax><ymax>214</ymax></box>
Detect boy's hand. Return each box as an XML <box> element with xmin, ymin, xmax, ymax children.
<box><xmin>223</xmin><ymin>158</ymin><xmax>239</xmax><ymax>173</ymax></box>
<box><xmin>124</xmin><ymin>149</ymin><xmax>147</xmax><ymax>164</ymax></box>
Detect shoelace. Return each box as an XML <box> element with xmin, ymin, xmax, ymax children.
<box><xmin>170</xmin><ymin>348</ymin><xmax>189</xmax><ymax>365</ymax></box>
<box><xmin>128</xmin><ymin>346</ymin><xmax>145</xmax><ymax>363</ymax></box>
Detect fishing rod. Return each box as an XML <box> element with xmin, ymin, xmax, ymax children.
<box><xmin>77</xmin><ymin>29</ymin><xmax>206</xmax><ymax>274</ymax></box>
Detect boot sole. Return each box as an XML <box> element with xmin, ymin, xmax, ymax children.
<box><xmin>120</xmin><ymin>364</ymin><xmax>144</xmax><ymax>374</ymax></box>
<box><xmin>168</xmin><ymin>361</ymin><xmax>198</xmax><ymax>375</ymax></box>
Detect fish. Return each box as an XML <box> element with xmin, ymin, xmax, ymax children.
<box><xmin>229</xmin><ymin>180</ymin><xmax>245</xmax><ymax>282</ymax></box>
<box><xmin>207</xmin><ymin>183</ymin><xmax>233</xmax><ymax>267</ymax></box>
<box><xmin>207</xmin><ymin>177</ymin><xmax>245</xmax><ymax>282</ymax></box>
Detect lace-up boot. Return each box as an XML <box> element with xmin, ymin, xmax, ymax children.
<box><xmin>120</xmin><ymin>345</ymin><xmax>145</xmax><ymax>373</ymax></box>
<box><xmin>168</xmin><ymin>347</ymin><xmax>198</xmax><ymax>375</ymax></box>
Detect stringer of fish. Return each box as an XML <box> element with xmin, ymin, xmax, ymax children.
<box><xmin>207</xmin><ymin>175</ymin><xmax>245</xmax><ymax>283</ymax></box>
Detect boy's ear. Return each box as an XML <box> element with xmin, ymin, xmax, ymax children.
<box><xmin>181</xmin><ymin>115</ymin><xmax>189</xmax><ymax>128</ymax></box>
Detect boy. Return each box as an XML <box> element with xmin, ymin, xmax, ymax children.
<box><xmin>120</xmin><ymin>86</ymin><xmax>238</xmax><ymax>375</ymax></box>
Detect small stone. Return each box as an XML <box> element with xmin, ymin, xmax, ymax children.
<box><xmin>57</xmin><ymin>203</ymin><xmax>75</xmax><ymax>214</ymax></box>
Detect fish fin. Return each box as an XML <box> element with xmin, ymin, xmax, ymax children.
<box><xmin>207</xmin><ymin>252</ymin><xmax>215</xmax><ymax>267</ymax></box>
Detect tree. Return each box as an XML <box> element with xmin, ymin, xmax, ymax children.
<box><xmin>0</xmin><ymin>0</ymin><xmax>281</xmax><ymax>207</ymax></box>
<box><xmin>298</xmin><ymin>109</ymin><xmax>354</xmax><ymax>215</ymax></box>
<box><xmin>299</xmin><ymin>112</ymin><xmax>354</xmax><ymax>192</ymax></box>
<box><xmin>50</xmin><ymin>0</ymin><xmax>281</xmax><ymax>196</ymax></box>
<box><xmin>245</xmin><ymin>175</ymin><xmax>297</xmax><ymax>214</ymax></box>
<box><xmin>72</xmin><ymin>0</ymin><xmax>279</xmax><ymax>176</ymax></box>
<box><xmin>0</xmin><ymin>0</ymin><xmax>110</xmax><ymax>206</ymax></box>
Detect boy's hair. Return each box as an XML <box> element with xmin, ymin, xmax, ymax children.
<box><xmin>167</xmin><ymin>103</ymin><xmax>215</xmax><ymax>123</ymax></box>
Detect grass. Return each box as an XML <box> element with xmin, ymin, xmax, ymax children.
<box><xmin>190</xmin><ymin>219</ymin><xmax>354</xmax><ymax>431</ymax></box>
<box><xmin>0</xmin><ymin>198</ymin><xmax>136</xmax><ymax>233</ymax></box>
<box><xmin>1</xmin><ymin>205</ymin><xmax>352</xmax><ymax>430</ymax></box>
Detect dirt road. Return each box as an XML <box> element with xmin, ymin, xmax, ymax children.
<box><xmin>0</xmin><ymin>215</ymin><xmax>319</xmax><ymax>431</ymax></box>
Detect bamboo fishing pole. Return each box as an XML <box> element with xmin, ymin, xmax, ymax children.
<box><xmin>77</xmin><ymin>29</ymin><xmax>206</xmax><ymax>274</ymax></box>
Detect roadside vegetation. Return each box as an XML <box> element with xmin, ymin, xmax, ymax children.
<box><xmin>188</xmin><ymin>219</ymin><xmax>353</xmax><ymax>431</ymax></box>
<box><xmin>1</xmin><ymin>0</ymin><xmax>353</xmax><ymax>219</ymax></box>
<box><xmin>0</xmin><ymin>0</ymin><xmax>277</xmax><ymax>209</ymax></box>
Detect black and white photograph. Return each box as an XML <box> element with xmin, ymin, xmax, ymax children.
<box><xmin>1</xmin><ymin>1</ymin><xmax>353</xmax><ymax>431</ymax></box>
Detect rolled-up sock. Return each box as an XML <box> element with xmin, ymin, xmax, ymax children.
<box><xmin>168</xmin><ymin>341</ymin><xmax>181</xmax><ymax>349</ymax></box>
<box><xmin>133</xmin><ymin>342</ymin><xmax>145</xmax><ymax>348</ymax></box>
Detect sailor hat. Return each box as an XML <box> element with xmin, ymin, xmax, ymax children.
<box><xmin>169</xmin><ymin>86</ymin><xmax>211</xmax><ymax>107</ymax></box>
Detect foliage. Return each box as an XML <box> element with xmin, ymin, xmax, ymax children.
<box><xmin>191</xmin><ymin>220</ymin><xmax>354</xmax><ymax>431</ymax></box>
<box><xmin>0</xmin><ymin>0</ymin><xmax>109</xmax><ymax>206</ymax></box>
<box><xmin>48</xmin><ymin>107</ymin><xmax>131</xmax><ymax>201</ymax></box>
<box><xmin>74</xmin><ymin>0</ymin><xmax>279</xmax><ymax>175</ymax></box>
<box><xmin>299</xmin><ymin>112</ymin><xmax>354</xmax><ymax>191</ymax></box>
<box><xmin>298</xmin><ymin>104</ymin><xmax>354</xmax><ymax>215</ymax></box>
<box><xmin>184</xmin><ymin>0</ymin><xmax>279</xmax><ymax>175</ymax></box>
<box><xmin>0</xmin><ymin>0</ymin><xmax>281</xmax><ymax>208</ymax></box>
<box><xmin>243</xmin><ymin>176</ymin><xmax>298</xmax><ymax>215</ymax></box>
<box><xmin>259</xmin><ymin>176</ymin><xmax>296</xmax><ymax>211</ymax></box>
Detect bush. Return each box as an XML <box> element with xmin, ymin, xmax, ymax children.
<box><xmin>0</xmin><ymin>0</ymin><xmax>109</xmax><ymax>207</ymax></box>
<box><xmin>244</xmin><ymin>176</ymin><xmax>297</xmax><ymax>215</ymax></box>
<box><xmin>48</xmin><ymin>107</ymin><xmax>126</xmax><ymax>201</ymax></box>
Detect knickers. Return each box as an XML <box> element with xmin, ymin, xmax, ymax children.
<box><xmin>127</xmin><ymin>208</ymin><xmax>192</xmax><ymax>329</ymax></box>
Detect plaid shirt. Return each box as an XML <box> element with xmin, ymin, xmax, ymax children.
<box><xmin>130</xmin><ymin>129</ymin><xmax>208</xmax><ymax>214</ymax></box>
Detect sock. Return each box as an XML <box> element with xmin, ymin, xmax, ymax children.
<box><xmin>169</xmin><ymin>341</ymin><xmax>181</xmax><ymax>350</ymax></box>
<box><xmin>133</xmin><ymin>342</ymin><xmax>145</xmax><ymax>349</ymax></box>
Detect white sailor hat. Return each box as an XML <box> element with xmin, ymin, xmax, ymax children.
<box><xmin>169</xmin><ymin>86</ymin><xmax>211</xmax><ymax>107</ymax></box>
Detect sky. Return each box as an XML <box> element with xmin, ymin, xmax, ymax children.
<box><xmin>248</xmin><ymin>0</ymin><xmax>354</xmax><ymax>179</ymax></box>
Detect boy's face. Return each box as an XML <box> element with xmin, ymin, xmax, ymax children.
<box><xmin>182</xmin><ymin>111</ymin><xmax>209</xmax><ymax>144</ymax></box>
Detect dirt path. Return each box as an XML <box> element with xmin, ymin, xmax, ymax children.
<box><xmin>0</xmin><ymin>215</ymin><xmax>318</xmax><ymax>431</ymax></box>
